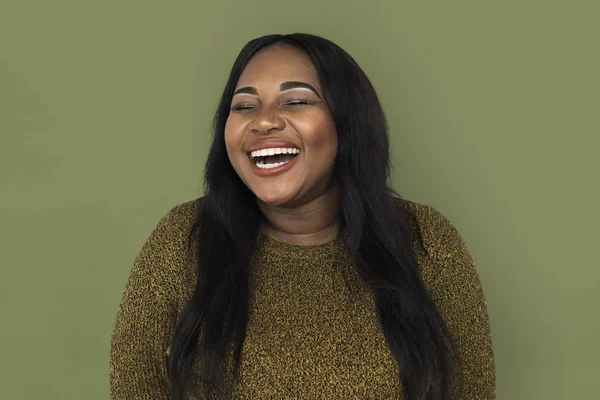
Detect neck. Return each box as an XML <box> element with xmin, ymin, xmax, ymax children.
<box><xmin>257</xmin><ymin>184</ymin><xmax>341</xmax><ymax>246</ymax></box>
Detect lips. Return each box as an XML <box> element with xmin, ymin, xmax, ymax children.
<box><xmin>247</xmin><ymin>147</ymin><xmax>300</xmax><ymax>177</ymax></box>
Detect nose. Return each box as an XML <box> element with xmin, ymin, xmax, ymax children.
<box><xmin>251</xmin><ymin>105</ymin><xmax>285</xmax><ymax>134</ymax></box>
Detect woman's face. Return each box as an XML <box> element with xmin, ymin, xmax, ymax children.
<box><xmin>225</xmin><ymin>44</ymin><xmax>338</xmax><ymax>208</ymax></box>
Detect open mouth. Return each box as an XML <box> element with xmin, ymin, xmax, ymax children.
<box><xmin>249</xmin><ymin>148</ymin><xmax>300</xmax><ymax>169</ymax></box>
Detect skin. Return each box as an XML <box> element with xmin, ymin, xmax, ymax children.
<box><xmin>224</xmin><ymin>44</ymin><xmax>341</xmax><ymax>246</ymax></box>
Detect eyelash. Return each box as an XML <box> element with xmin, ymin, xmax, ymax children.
<box><xmin>230</xmin><ymin>100</ymin><xmax>312</xmax><ymax>112</ymax></box>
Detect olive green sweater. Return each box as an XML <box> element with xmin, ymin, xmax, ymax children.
<box><xmin>110</xmin><ymin>198</ymin><xmax>495</xmax><ymax>399</ymax></box>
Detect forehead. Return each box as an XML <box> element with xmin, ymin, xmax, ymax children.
<box><xmin>236</xmin><ymin>45</ymin><xmax>320</xmax><ymax>89</ymax></box>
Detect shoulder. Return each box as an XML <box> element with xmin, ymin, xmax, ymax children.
<box><xmin>396</xmin><ymin>201</ymin><xmax>495</xmax><ymax>397</ymax></box>
<box><xmin>155</xmin><ymin>197</ymin><xmax>203</xmax><ymax>232</ymax></box>
<box><xmin>401</xmin><ymin>199</ymin><xmax>461</xmax><ymax>244</ymax></box>
<box><xmin>145</xmin><ymin>197</ymin><xmax>204</xmax><ymax>249</ymax></box>
<box><xmin>392</xmin><ymin>197</ymin><xmax>471</xmax><ymax>266</ymax></box>
<box><xmin>397</xmin><ymin>199</ymin><xmax>483</xmax><ymax>300</ymax></box>
<box><xmin>138</xmin><ymin>197</ymin><xmax>203</xmax><ymax>272</ymax></box>
<box><xmin>122</xmin><ymin>197</ymin><xmax>207</xmax><ymax>305</ymax></box>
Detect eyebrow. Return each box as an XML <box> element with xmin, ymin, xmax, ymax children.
<box><xmin>233</xmin><ymin>81</ymin><xmax>322</xmax><ymax>99</ymax></box>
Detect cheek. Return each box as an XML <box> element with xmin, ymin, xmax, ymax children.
<box><xmin>301</xmin><ymin>117</ymin><xmax>338</xmax><ymax>159</ymax></box>
<box><xmin>224</xmin><ymin>122</ymin><xmax>241</xmax><ymax>161</ymax></box>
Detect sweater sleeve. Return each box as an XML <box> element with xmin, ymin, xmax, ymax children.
<box><xmin>423</xmin><ymin>207</ymin><xmax>496</xmax><ymax>399</ymax></box>
<box><xmin>109</xmin><ymin>206</ymin><xmax>183</xmax><ymax>400</ymax></box>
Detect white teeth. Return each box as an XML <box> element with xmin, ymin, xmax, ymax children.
<box><xmin>250</xmin><ymin>147</ymin><xmax>300</xmax><ymax>158</ymax></box>
<box><xmin>255</xmin><ymin>159</ymin><xmax>291</xmax><ymax>169</ymax></box>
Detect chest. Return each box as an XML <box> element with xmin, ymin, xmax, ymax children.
<box><xmin>231</xmin><ymin>253</ymin><xmax>405</xmax><ymax>399</ymax></box>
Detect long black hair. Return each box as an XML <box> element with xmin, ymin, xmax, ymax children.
<box><xmin>168</xmin><ymin>33</ymin><xmax>460</xmax><ymax>400</ymax></box>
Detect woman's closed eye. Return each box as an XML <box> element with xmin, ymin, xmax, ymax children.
<box><xmin>284</xmin><ymin>100</ymin><xmax>313</xmax><ymax>107</ymax></box>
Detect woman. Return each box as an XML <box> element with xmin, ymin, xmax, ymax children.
<box><xmin>110</xmin><ymin>33</ymin><xmax>495</xmax><ymax>399</ymax></box>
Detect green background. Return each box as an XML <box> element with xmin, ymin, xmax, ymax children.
<box><xmin>1</xmin><ymin>1</ymin><xmax>598</xmax><ymax>399</ymax></box>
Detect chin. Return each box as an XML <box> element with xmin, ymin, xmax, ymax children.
<box><xmin>254</xmin><ymin>189</ymin><xmax>296</xmax><ymax>207</ymax></box>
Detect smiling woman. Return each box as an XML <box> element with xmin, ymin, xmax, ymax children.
<box><xmin>109</xmin><ymin>33</ymin><xmax>496</xmax><ymax>399</ymax></box>
<box><xmin>224</xmin><ymin>44</ymin><xmax>340</xmax><ymax>239</ymax></box>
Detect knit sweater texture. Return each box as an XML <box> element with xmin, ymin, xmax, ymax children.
<box><xmin>109</xmin><ymin>198</ymin><xmax>496</xmax><ymax>399</ymax></box>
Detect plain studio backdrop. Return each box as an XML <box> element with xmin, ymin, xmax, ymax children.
<box><xmin>0</xmin><ymin>1</ymin><xmax>598</xmax><ymax>399</ymax></box>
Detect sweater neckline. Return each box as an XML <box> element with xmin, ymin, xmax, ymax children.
<box><xmin>257</xmin><ymin>227</ymin><xmax>347</xmax><ymax>251</ymax></box>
